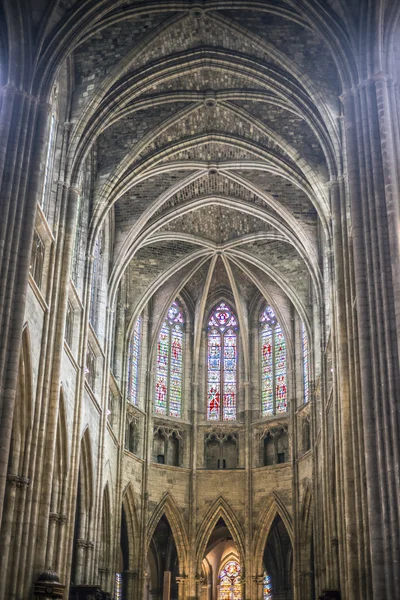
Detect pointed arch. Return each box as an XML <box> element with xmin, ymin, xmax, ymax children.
<box><xmin>50</xmin><ymin>387</ymin><xmax>69</xmax><ymax>517</ymax></box>
<box><xmin>10</xmin><ymin>324</ymin><xmax>34</xmax><ymax>476</ymax></box>
<box><xmin>100</xmin><ymin>483</ymin><xmax>112</xmax><ymax>567</ymax></box>
<box><xmin>79</xmin><ymin>426</ymin><xmax>94</xmax><ymax>523</ymax></box>
<box><xmin>253</xmin><ymin>492</ymin><xmax>294</xmax><ymax>576</ymax></box>
<box><xmin>122</xmin><ymin>482</ymin><xmax>140</xmax><ymax>565</ymax></box>
<box><xmin>300</xmin><ymin>483</ymin><xmax>313</xmax><ymax>544</ymax></box>
<box><xmin>195</xmin><ymin>496</ymin><xmax>246</xmax><ymax>575</ymax></box>
<box><xmin>146</xmin><ymin>493</ymin><xmax>189</xmax><ymax>575</ymax></box>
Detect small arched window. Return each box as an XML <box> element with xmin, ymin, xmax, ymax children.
<box><xmin>207</xmin><ymin>302</ymin><xmax>238</xmax><ymax>421</ymax></box>
<box><xmin>260</xmin><ymin>305</ymin><xmax>287</xmax><ymax>416</ymax></box>
<box><xmin>127</xmin><ymin>315</ymin><xmax>142</xmax><ymax>405</ymax></box>
<box><xmin>155</xmin><ymin>300</ymin><xmax>184</xmax><ymax>418</ymax></box>
<box><xmin>302</xmin><ymin>322</ymin><xmax>309</xmax><ymax>404</ymax></box>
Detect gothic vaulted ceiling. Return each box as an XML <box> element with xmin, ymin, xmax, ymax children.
<box><xmin>62</xmin><ymin>1</ymin><xmax>344</xmax><ymax>330</ymax></box>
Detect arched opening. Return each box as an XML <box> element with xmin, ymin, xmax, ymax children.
<box><xmin>167</xmin><ymin>432</ymin><xmax>180</xmax><ymax>467</ymax></box>
<box><xmin>118</xmin><ymin>504</ymin><xmax>130</xmax><ymax>600</ymax></box>
<box><xmin>147</xmin><ymin>515</ymin><xmax>179</xmax><ymax>600</ymax></box>
<box><xmin>153</xmin><ymin>430</ymin><xmax>166</xmax><ymax>465</ymax></box>
<box><xmin>201</xmin><ymin>518</ymin><xmax>243</xmax><ymax>600</ymax></box>
<box><xmin>70</xmin><ymin>431</ymin><xmax>93</xmax><ymax>586</ymax></box>
<box><xmin>263</xmin><ymin>516</ymin><xmax>293</xmax><ymax>600</ymax></box>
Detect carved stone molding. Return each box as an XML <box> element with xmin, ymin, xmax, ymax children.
<box><xmin>7</xmin><ymin>474</ymin><xmax>30</xmax><ymax>488</ymax></box>
<box><xmin>49</xmin><ymin>512</ymin><xmax>68</xmax><ymax>523</ymax></box>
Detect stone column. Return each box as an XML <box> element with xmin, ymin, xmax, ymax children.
<box><xmin>0</xmin><ymin>88</ymin><xmax>49</xmax><ymax>526</ymax></box>
<box><xmin>163</xmin><ymin>571</ymin><xmax>171</xmax><ymax>600</ymax></box>
<box><xmin>342</xmin><ymin>74</ymin><xmax>400</xmax><ymax>597</ymax></box>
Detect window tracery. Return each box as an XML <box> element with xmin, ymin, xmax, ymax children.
<box><xmin>127</xmin><ymin>315</ymin><xmax>141</xmax><ymax>405</ymax></box>
<box><xmin>207</xmin><ymin>302</ymin><xmax>238</xmax><ymax>421</ymax></box>
<box><xmin>260</xmin><ymin>305</ymin><xmax>287</xmax><ymax>416</ymax></box>
<box><xmin>219</xmin><ymin>560</ymin><xmax>242</xmax><ymax>600</ymax></box>
<box><xmin>155</xmin><ymin>301</ymin><xmax>184</xmax><ymax>418</ymax></box>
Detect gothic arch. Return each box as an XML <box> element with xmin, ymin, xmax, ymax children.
<box><xmin>50</xmin><ymin>388</ymin><xmax>69</xmax><ymax>516</ymax></box>
<box><xmin>300</xmin><ymin>484</ymin><xmax>313</xmax><ymax>545</ymax></box>
<box><xmin>253</xmin><ymin>492</ymin><xmax>294</xmax><ymax>576</ymax></box>
<box><xmin>195</xmin><ymin>496</ymin><xmax>246</xmax><ymax>576</ymax></box>
<box><xmin>146</xmin><ymin>493</ymin><xmax>189</xmax><ymax>575</ymax></box>
<box><xmin>148</xmin><ymin>293</ymin><xmax>190</xmax><ymax>364</ymax></box>
<box><xmin>122</xmin><ymin>482</ymin><xmax>140</xmax><ymax>565</ymax></box>
<box><xmin>11</xmin><ymin>324</ymin><xmax>34</xmax><ymax>476</ymax></box>
<box><xmin>79</xmin><ymin>426</ymin><xmax>94</xmax><ymax>528</ymax></box>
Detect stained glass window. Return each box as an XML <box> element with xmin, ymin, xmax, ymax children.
<box><xmin>219</xmin><ymin>560</ymin><xmax>242</xmax><ymax>600</ymax></box>
<box><xmin>207</xmin><ymin>302</ymin><xmax>238</xmax><ymax>421</ymax></box>
<box><xmin>128</xmin><ymin>316</ymin><xmax>141</xmax><ymax>405</ymax></box>
<box><xmin>263</xmin><ymin>571</ymin><xmax>272</xmax><ymax>600</ymax></box>
<box><xmin>155</xmin><ymin>301</ymin><xmax>184</xmax><ymax>418</ymax></box>
<box><xmin>260</xmin><ymin>305</ymin><xmax>287</xmax><ymax>416</ymax></box>
<box><xmin>114</xmin><ymin>573</ymin><xmax>122</xmax><ymax>600</ymax></box>
<box><xmin>302</xmin><ymin>323</ymin><xmax>309</xmax><ymax>404</ymax></box>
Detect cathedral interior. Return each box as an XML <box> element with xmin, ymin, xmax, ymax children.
<box><xmin>0</xmin><ymin>1</ymin><xmax>400</xmax><ymax>599</ymax></box>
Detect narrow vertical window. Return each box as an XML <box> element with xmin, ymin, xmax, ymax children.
<box><xmin>41</xmin><ymin>114</ymin><xmax>56</xmax><ymax>216</ymax></box>
<box><xmin>260</xmin><ymin>305</ymin><xmax>287</xmax><ymax>416</ymax></box>
<box><xmin>71</xmin><ymin>193</ymin><xmax>82</xmax><ymax>286</ymax></box>
<box><xmin>155</xmin><ymin>301</ymin><xmax>184</xmax><ymax>418</ymax></box>
<box><xmin>89</xmin><ymin>228</ymin><xmax>104</xmax><ymax>329</ymax></box>
<box><xmin>207</xmin><ymin>302</ymin><xmax>238</xmax><ymax>421</ymax></box>
<box><xmin>30</xmin><ymin>231</ymin><xmax>45</xmax><ymax>290</ymax></box>
<box><xmin>302</xmin><ymin>322</ymin><xmax>309</xmax><ymax>404</ymax></box>
<box><xmin>263</xmin><ymin>571</ymin><xmax>272</xmax><ymax>600</ymax></box>
<box><xmin>128</xmin><ymin>316</ymin><xmax>141</xmax><ymax>405</ymax></box>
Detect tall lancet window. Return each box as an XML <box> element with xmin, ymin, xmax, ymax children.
<box><xmin>155</xmin><ymin>301</ymin><xmax>184</xmax><ymax>418</ymax></box>
<box><xmin>89</xmin><ymin>227</ymin><xmax>104</xmax><ymax>330</ymax></box>
<box><xmin>207</xmin><ymin>302</ymin><xmax>238</xmax><ymax>421</ymax></box>
<box><xmin>260</xmin><ymin>305</ymin><xmax>287</xmax><ymax>416</ymax></box>
<box><xmin>302</xmin><ymin>322</ymin><xmax>309</xmax><ymax>404</ymax></box>
<box><xmin>127</xmin><ymin>316</ymin><xmax>142</xmax><ymax>405</ymax></box>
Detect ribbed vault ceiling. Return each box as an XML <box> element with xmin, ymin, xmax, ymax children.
<box><xmin>63</xmin><ymin>0</ymin><xmax>344</xmax><ymax>333</ymax></box>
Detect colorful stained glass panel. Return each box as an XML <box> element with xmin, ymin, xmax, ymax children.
<box><xmin>155</xmin><ymin>324</ymin><xmax>169</xmax><ymax>415</ymax></box>
<box><xmin>219</xmin><ymin>561</ymin><xmax>242</xmax><ymax>600</ymax></box>
<box><xmin>208</xmin><ymin>330</ymin><xmax>221</xmax><ymax>420</ymax></box>
<box><xmin>223</xmin><ymin>331</ymin><xmax>237</xmax><ymax>420</ymax></box>
<box><xmin>261</xmin><ymin>327</ymin><xmax>273</xmax><ymax>415</ymax></box>
<box><xmin>263</xmin><ymin>572</ymin><xmax>272</xmax><ymax>600</ymax></box>
<box><xmin>275</xmin><ymin>325</ymin><xmax>287</xmax><ymax>413</ymax></box>
<box><xmin>169</xmin><ymin>325</ymin><xmax>183</xmax><ymax>417</ymax></box>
